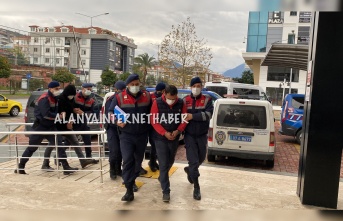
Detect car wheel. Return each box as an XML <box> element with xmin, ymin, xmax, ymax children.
<box><xmin>207</xmin><ymin>154</ymin><xmax>216</xmax><ymax>162</ymax></box>
<box><xmin>266</xmin><ymin>159</ymin><xmax>274</xmax><ymax>168</ymax></box>
<box><xmin>296</xmin><ymin>130</ymin><xmax>302</xmax><ymax>144</ymax></box>
<box><xmin>10</xmin><ymin>106</ymin><xmax>20</xmax><ymax>116</ymax></box>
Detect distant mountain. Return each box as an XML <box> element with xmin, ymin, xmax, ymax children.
<box><xmin>222</xmin><ymin>63</ymin><xmax>246</xmax><ymax>78</ymax></box>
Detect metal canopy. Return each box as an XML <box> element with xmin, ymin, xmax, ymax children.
<box><xmin>261</xmin><ymin>43</ymin><xmax>309</xmax><ymax>71</ymax></box>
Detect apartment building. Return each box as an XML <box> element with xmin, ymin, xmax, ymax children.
<box><xmin>28</xmin><ymin>25</ymin><xmax>137</xmax><ymax>83</ymax></box>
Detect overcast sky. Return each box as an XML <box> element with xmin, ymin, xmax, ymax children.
<box><xmin>0</xmin><ymin>0</ymin><xmax>257</xmax><ymax>73</ymax></box>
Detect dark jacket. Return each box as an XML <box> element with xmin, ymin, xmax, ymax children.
<box><xmin>34</xmin><ymin>91</ymin><xmax>59</xmax><ymax>128</ymax></box>
<box><xmin>183</xmin><ymin>93</ymin><xmax>213</xmax><ymax>136</ymax></box>
<box><xmin>74</xmin><ymin>91</ymin><xmax>95</xmax><ymax>126</ymax></box>
<box><xmin>108</xmin><ymin>88</ymin><xmax>151</xmax><ymax>135</ymax></box>
<box><xmin>56</xmin><ymin>85</ymin><xmax>76</xmax><ymax>131</ymax></box>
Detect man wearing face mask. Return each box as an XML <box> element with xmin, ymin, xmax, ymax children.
<box><xmin>104</xmin><ymin>80</ymin><xmax>126</xmax><ymax>180</ymax></box>
<box><xmin>150</xmin><ymin>85</ymin><xmax>187</xmax><ymax>202</ymax></box>
<box><xmin>73</xmin><ymin>83</ymin><xmax>99</xmax><ymax>164</ymax></box>
<box><xmin>108</xmin><ymin>74</ymin><xmax>152</xmax><ymax>202</ymax></box>
<box><xmin>56</xmin><ymin>84</ymin><xmax>94</xmax><ymax>169</ymax></box>
<box><xmin>147</xmin><ymin>82</ymin><xmax>166</xmax><ymax>172</ymax></box>
<box><xmin>183</xmin><ymin>77</ymin><xmax>213</xmax><ymax>200</ymax></box>
<box><xmin>15</xmin><ymin>81</ymin><xmax>77</xmax><ymax>175</ymax></box>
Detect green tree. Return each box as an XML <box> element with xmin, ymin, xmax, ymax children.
<box><xmin>134</xmin><ymin>53</ymin><xmax>155</xmax><ymax>86</ymax></box>
<box><xmin>101</xmin><ymin>66</ymin><xmax>118</xmax><ymax>87</ymax></box>
<box><xmin>0</xmin><ymin>56</ymin><xmax>11</xmax><ymax>78</ymax></box>
<box><xmin>160</xmin><ymin>17</ymin><xmax>212</xmax><ymax>88</ymax></box>
<box><xmin>28</xmin><ymin>79</ymin><xmax>44</xmax><ymax>91</ymax></box>
<box><xmin>145</xmin><ymin>75</ymin><xmax>156</xmax><ymax>86</ymax></box>
<box><xmin>52</xmin><ymin>68</ymin><xmax>76</xmax><ymax>88</ymax></box>
<box><xmin>119</xmin><ymin>72</ymin><xmax>131</xmax><ymax>81</ymax></box>
<box><xmin>233</xmin><ymin>70</ymin><xmax>254</xmax><ymax>84</ymax></box>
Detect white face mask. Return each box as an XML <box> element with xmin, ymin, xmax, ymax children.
<box><xmin>84</xmin><ymin>89</ymin><xmax>92</xmax><ymax>96</ymax></box>
<box><xmin>67</xmin><ymin>95</ymin><xmax>74</xmax><ymax>100</ymax></box>
<box><xmin>166</xmin><ymin>98</ymin><xmax>175</xmax><ymax>105</ymax></box>
<box><xmin>129</xmin><ymin>86</ymin><xmax>140</xmax><ymax>94</ymax></box>
<box><xmin>192</xmin><ymin>87</ymin><xmax>201</xmax><ymax>96</ymax></box>
<box><xmin>52</xmin><ymin>90</ymin><xmax>61</xmax><ymax>97</ymax></box>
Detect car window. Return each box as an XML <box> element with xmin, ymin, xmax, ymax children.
<box><xmin>0</xmin><ymin>95</ymin><xmax>4</xmax><ymax>101</ymax></box>
<box><xmin>291</xmin><ymin>97</ymin><xmax>305</xmax><ymax>109</ymax></box>
<box><xmin>29</xmin><ymin>95</ymin><xmax>40</xmax><ymax>107</ymax></box>
<box><xmin>217</xmin><ymin>104</ymin><xmax>267</xmax><ymax>129</ymax></box>
<box><xmin>206</xmin><ymin>86</ymin><xmax>227</xmax><ymax>97</ymax></box>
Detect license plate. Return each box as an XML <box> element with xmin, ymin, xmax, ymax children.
<box><xmin>230</xmin><ymin>135</ymin><xmax>252</xmax><ymax>142</ymax></box>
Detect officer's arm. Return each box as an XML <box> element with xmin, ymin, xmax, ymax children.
<box><xmin>192</xmin><ymin>97</ymin><xmax>213</xmax><ymax>121</ymax></box>
<box><xmin>150</xmin><ymin>100</ymin><xmax>167</xmax><ymax>136</ymax></box>
<box><xmin>177</xmin><ymin>100</ymin><xmax>188</xmax><ymax>132</ymax></box>
<box><xmin>108</xmin><ymin>95</ymin><xmax>118</xmax><ymax>115</ymax></box>
<box><xmin>39</xmin><ymin>98</ymin><xmax>57</xmax><ymax>120</ymax></box>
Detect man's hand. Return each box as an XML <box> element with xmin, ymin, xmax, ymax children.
<box><xmin>66</xmin><ymin>122</ymin><xmax>73</xmax><ymax>130</ymax></box>
<box><xmin>73</xmin><ymin>108</ymin><xmax>83</xmax><ymax>115</ymax></box>
<box><xmin>117</xmin><ymin>119</ymin><xmax>126</xmax><ymax>128</ymax></box>
<box><xmin>165</xmin><ymin>132</ymin><xmax>175</xmax><ymax>140</ymax></box>
<box><xmin>171</xmin><ymin>130</ymin><xmax>180</xmax><ymax>138</ymax></box>
<box><xmin>185</xmin><ymin>113</ymin><xmax>193</xmax><ymax>121</ymax></box>
<box><xmin>59</xmin><ymin>112</ymin><xmax>66</xmax><ymax>119</ymax></box>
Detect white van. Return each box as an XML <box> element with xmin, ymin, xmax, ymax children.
<box><xmin>204</xmin><ymin>81</ymin><xmax>268</xmax><ymax>101</ymax></box>
<box><xmin>207</xmin><ymin>98</ymin><xmax>275</xmax><ymax>167</ymax></box>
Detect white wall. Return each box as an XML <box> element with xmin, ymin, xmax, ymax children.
<box><xmin>90</xmin><ymin>69</ymin><xmax>102</xmax><ymax>84</ymax></box>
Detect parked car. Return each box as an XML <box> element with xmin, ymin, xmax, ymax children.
<box><xmin>0</xmin><ymin>94</ymin><xmax>22</xmax><ymax>116</ymax></box>
<box><xmin>208</xmin><ymin>98</ymin><xmax>276</xmax><ymax>167</ymax></box>
<box><xmin>24</xmin><ymin>90</ymin><xmax>104</xmax><ymax>136</ymax></box>
<box><xmin>279</xmin><ymin>94</ymin><xmax>305</xmax><ymax>144</ymax></box>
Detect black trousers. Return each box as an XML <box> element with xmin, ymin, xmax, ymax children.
<box><xmin>155</xmin><ymin>139</ymin><xmax>179</xmax><ymax>194</ymax></box>
<box><xmin>73</xmin><ymin>124</ymin><xmax>92</xmax><ymax>157</ymax></box>
<box><xmin>106</xmin><ymin>126</ymin><xmax>122</xmax><ymax>167</ymax></box>
<box><xmin>184</xmin><ymin>134</ymin><xmax>207</xmax><ymax>180</ymax></box>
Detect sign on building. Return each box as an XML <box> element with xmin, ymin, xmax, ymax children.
<box><xmin>269</xmin><ymin>11</ymin><xmax>284</xmax><ymax>24</ymax></box>
<box><xmin>299</xmin><ymin>12</ymin><xmax>312</xmax><ymax>23</ymax></box>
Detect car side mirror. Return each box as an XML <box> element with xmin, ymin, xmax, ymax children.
<box><xmin>5</xmin><ymin>98</ymin><xmax>8</xmax><ymax>101</ymax></box>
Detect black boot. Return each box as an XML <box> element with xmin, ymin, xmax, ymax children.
<box><xmin>86</xmin><ymin>154</ymin><xmax>99</xmax><ymax>164</ymax></box>
<box><xmin>14</xmin><ymin>163</ymin><xmax>27</xmax><ymax>175</ymax></box>
<box><xmin>121</xmin><ymin>183</ymin><xmax>134</xmax><ymax>202</ymax></box>
<box><xmin>41</xmin><ymin>159</ymin><xmax>54</xmax><ymax>172</ymax></box>
<box><xmin>61</xmin><ymin>160</ymin><xmax>78</xmax><ymax>175</ymax></box>
<box><xmin>184</xmin><ymin>166</ymin><xmax>193</xmax><ymax>184</ymax></box>
<box><xmin>133</xmin><ymin>183</ymin><xmax>138</xmax><ymax>192</ymax></box>
<box><xmin>148</xmin><ymin>159</ymin><xmax>159</xmax><ymax>172</ymax></box>
<box><xmin>109</xmin><ymin>163</ymin><xmax>117</xmax><ymax>180</ymax></box>
<box><xmin>80</xmin><ymin>159</ymin><xmax>93</xmax><ymax>169</ymax></box>
<box><xmin>139</xmin><ymin>167</ymin><xmax>147</xmax><ymax>175</ymax></box>
<box><xmin>193</xmin><ymin>178</ymin><xmax>201</xmax><ymax>200</ymax></box>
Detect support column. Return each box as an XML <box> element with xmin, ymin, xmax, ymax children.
<box><xmin>252</xmin><ymin>59</ymin><xmax>261</xmax><ymax>85</ymax></box>
<box><xmin>297</xmin><ymin>12</ymin><xmax>343</xmax><ymax>209</ymax></box>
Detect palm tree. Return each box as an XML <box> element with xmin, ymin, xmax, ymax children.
<box><xmin>134</xmin><ymin>53</ymin><xmax>155</xmax><ymax>86</ymax></box>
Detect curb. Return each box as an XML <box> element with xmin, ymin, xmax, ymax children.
<box><xmin>0</xmin><ymin>125</ymin><xmax>24</xmax><ymax>143</ymax></box>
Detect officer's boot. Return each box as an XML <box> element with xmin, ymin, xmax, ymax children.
<box><xmin>41</xmin><ymin>159</ymin><xmax>54</xmax><ymax>172</ymax></box>
<box><xmin>61</xmin><ymin>160</ymin><xmax>79</xmax><ymax>175</ymax></box>
<box><xmin>184</xmin><ymin>166</ymin><xmax>194</xmax><ymax>184</ymax></box>
<box><xmin>79</xmin><ymin>159</ymin><xmax>93</xmax><ymax>169</ymax></box>
<box><xmin>14</xmin><ymin>163</ymin><xmax>27</xmax><ymax>175</ymax></box>
<box><xmin>121</xmin><ymin>183</ymin><xmax>134</xmax><ymax>202</ymax></box>
<box><xmin>115</xmin><ymin>163</ymin><xmax>122</xmax><ymax>176</ymax></box>
<box><xmin>148</xmin><ymin>156</ymin><xmax>159</xmax><ymax>172</ymax></box>
<box><xmin>109</xmin><ymin>163</ymin><xmax>117</xmax><ymax>180</ymax></box>
<box><xmin>193</xmin><ymin>178</ymin><xmax>201</xmax><ymax>200</ymax></box>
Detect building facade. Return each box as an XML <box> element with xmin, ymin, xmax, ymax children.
<box><xmin>243</xmin><ymin>11</ymin><xmax>312</xmax><ymax>106</ymax></box>
<box><xmin>28</xmin><ymin>25</ymin><xmax>137</xmax><ymax>84</ymax></box>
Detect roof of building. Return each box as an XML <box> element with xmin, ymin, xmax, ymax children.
<box><xmin>261</xmin><ymin>43</ymin><xmax>309</xmax><ymax>71</ymax></box>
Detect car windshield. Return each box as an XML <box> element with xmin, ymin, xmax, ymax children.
<box><xmin>291</xmin><ymin>97</ymin><xmax>305</xmax><ymax>109</ymax></box>
<box><xmin>206</xmin><ymin>86</ymin><xmax>227</xmax><ymax>97</ymax></box>
<box><xmin>216</xmin><ymin>104</ymin><xmax>267</xmax><ymax>129</ymax></box>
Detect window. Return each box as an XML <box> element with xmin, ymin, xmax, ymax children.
<box><xmin>291</xmin><ymin>97</ymin><xmax>305</xmax><ymax>109</ymax></box>
<box><xmin>0</xmin><ymin>95</ymin><xmax>4</xmax><ymax>101</ymax></box>
<box><xmin>33</xmin><ymin>57</ymin><xmax>38</xmax><ymax>63</ymax></box>
<box><xmin>30</xmin><ymin>27</ymin><xmax>36</xmax><ymax>32</ymax></box>
<box><xmin>61</xmin><ymin>28</ymin><xmax>69</xmax><ymax>33</ymax></box>
<box><xmin>216</xmin><ymin>104</ymin><xmax>267</xmax><ymax>129</ymax></box>
<box><xmin>205</xmin><ymin>86</ymin><xmax>227</xmax><ymax>97</ymax></box>
<box><xmin>56</xmin><ymin>48</ymin><xmax>60</xmax><ymax>54</ymax></box>
<box><xmin>298</xmin><ymin>26</ymin><xmax>310</xmax><ymax>45</ymax></box>
<box><xmin>266</xmin><ymin>87</ymin><xmax>298</xmax><ymax>106</ymax></box>
<box><xmin>56</xmin><ymin>58</ymin><xmax>60</xmax><ymax>64</ymax></box>
<box><xmin>45</xmin><ymin>38</ymin><xmax>50</xmax><ymax>44</ymax></box>
<box><xmin>267</xmin><ymin>67</ymin><xmax>299</xmax><ymax>82</ymax></box>
<box><xmin>290</xmin><ymin>11</ymin><xmax>297</xmax><ymax>16</ymax></box>
<box><xmin>81</xmin><ymin>39</ymin><xmax>87</xmax><ymax>45</ymax></box>
<box><xmin>38</xmin><ymin>28</ymin><xmax>44</xmax><ymax>32</ymax></box>
<box><xmin>81</xmin><ymin>60</ymin><xmax>86</xmax><ymax>65</ymax></box>
<box><xmin>45</xmin><ymin>48</ymin><xmax>50</xmax><ymax>53</ymax></box>
<box><xmin>288</xmin><ymin>34</ymin><xmax>295</xmax><ymax>44</ymax></box>
<box><xmin>33</xmin><ymin>48</ymin><xmax>38</xmax><ymax>52</ymax></box>
<box><xmin>34</xmin><ymin>37</ymin><xmax>38</xmax><ymax>43</ymax></box>
<box><xmin>56</xmin><ymin>38</ymin><xmax>60</xmax><ymax>44</ymax></box>
<box><xmin>81</xmin><ymin>49</ymin><xmax>86</xmax><ymax>55</ymax></box>
<box><xmin>45</xmin><ymin>58</ymin><xmax>50</xmax><ymax>63</ymax></box>
<box><xmin>64</xmin><ymin>58</ymin><xmax>69</xmax><ymax>66</ymax></box>
<box><xmin>49</xmin><ymin>28</ymin><xmax>55</xmax><ymax>32</ymax></box>
<box><xmin>89</xmin><ymin>29</ymin><xmax>96</xmax><ymax>34</ymax></box>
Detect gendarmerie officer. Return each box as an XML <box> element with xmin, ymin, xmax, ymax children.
<box><xmin>108</xmin><ymin>74</ymin><xmax>151</xmax><ymax>202</ymax></box>
<box><xmin>73</xmin><ymin>83</ymin><xmax>99</xmax><ymax>163</ymax></box>
<box><xmin>15</xmin><ymin>81</ymin><xmax>77</xmax><ymax>175</ymax></box>
<box><xmin>183</xmin><ymin>77</ymin><xmax>213</xmax><ymax>200</ymax></box>
<box><xmin>150</xmin><ymin>85</ymin><xmax>187</xmax><ymax>202</ymax></box>
<box><xmin>104</xmin><ymin>80</ymin><xmax>126</xmax><ymax>180</ymax></box>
